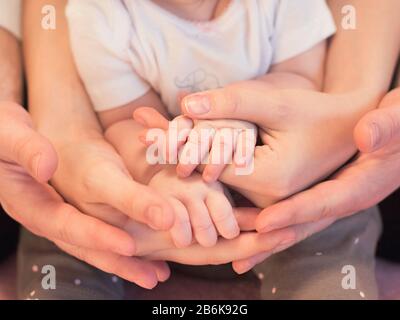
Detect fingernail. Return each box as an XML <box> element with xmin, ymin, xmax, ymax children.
<box><xmin>202</xmin><ymin>172</ymin><xmax>215</xmax><ymax>183</ymax></box>
<box><xmin>141</xmin><ymin>277</ymin><xmax>158</xmax><ymax>290</ymax></box>
<box><xmin>156</xmin><ymin>267</ymin><xmax>171</xmax><ymax>282</ymax></box>
<box><xmin>184</xmin><ymin>95</ymin><xmax>211</xmax><ymax>115</ymax></box>
<box><xmin>146</xmin><ymin>206</ymin><xmax>164</xmax><ymax>230</ymax></box>
<box><xmin>369</xmin><ymin>122</ymin><xmax>381</xmax><ymax>150</ymax></box>
<box><xmin>237</xmin><ymin>261</ymin><xmax>254</xmax><ymax>274</ymax></box>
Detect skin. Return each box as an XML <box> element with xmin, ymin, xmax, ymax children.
<box><xmin>10</xmin><ymin>0</ymin><xmax>399</xmax><ymax>289</ymax></box>
<box><xmin>22</xmin><ymin>0</ymin><xmax>175</xmax><ymax>289</ymax></box>
<box><xmin>21</xmin><ymin>0</ymin><xmax>267</xmax><ymax>283</ymax></box>
<box><xmin>139</xmin><ymin>0</ymin><xmax>400</xmax><ymax>273</ymax></box>
<box><xmin>0</xmin><ymin>19</ymin><xmax>167</xmax><ymax>289</ymax></box>
<box><xmin>99</xmin><ymin>40</ymin><xmax>326</xmax><ymax>245</ymax></box>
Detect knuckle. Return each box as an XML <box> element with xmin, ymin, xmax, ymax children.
<box><xmin>174</xmin><ymin>215</ymin><xmax>191</xmax><ymax>230</ymax></box>
<box><xmin>192</xmin><ymin>221</ymin><xmax>213</xmax><ymax>233</ymax></box>
<box><xmin>318</xmin><ymin>202</ymin><xmax>333</xmax><ymax>220</ymax></box>
<box><xmin>212</xmin><ymin>208</ymin><xmax>233</xmax><ymax>225</ymax></box>
<box><xmin>274</xmin><ymin>102</ymin><xmax>291</xmax><ymax>120</ymax></box>
<box><xmin>55</xmin><ymin>207</ymin><xmax>76</xmax><ymax>244</ymax></box>
<box><xmin>384</xmin><ymin>111</ymin><xmax>400</xmax><ymax>141</ymax></box>
<box><xmin>222</xmin><ymin>85</ymin><xmax>241</xmax><ymax>115</ymax></box>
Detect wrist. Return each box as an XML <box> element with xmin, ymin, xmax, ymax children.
<box><xmin>104</xmin><ymin>119</ymin><xmax>170</xmax><ymax>184</ymax></box>
<box><xmin>324</xmin><ymin>89</ymin><xmax>384</xmax><ymax>127</ymax></box>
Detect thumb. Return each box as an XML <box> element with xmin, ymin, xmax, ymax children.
<box><xmin>354</xmin><ymin>88</ymin><xmax>400</xmax><ymax>153</ymax></box>
<box><xmin>133</xmin><ymin>107</ymin><xmax>169</xmax><ymax>130</ymax></box>
<box><xmin>181</xmin><ymin>81</ymin><xmax>289</xmax><ymax>127</ymax></box>
<box><xmin>0</xmin><ymin>103</ymin><xmax>58</xmax><ymax>182</ymax></box>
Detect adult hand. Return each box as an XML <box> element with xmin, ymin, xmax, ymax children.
<box><xmin>140</xmin><ymin>81</ymin><xmax>386</xmax><ymax>272</ymax></box>
<box><xmin>256</xmin><ymin>87</ymin><xmax>400</xmax><ymax>232</ymax></box>
<box><xmin>48</xmin><ymin>129</ymin><xmax>182</xmax><ymax>288</ymax></box>
<box><xmin>139</xmin><ymin>81</ymin><xmax>366</xmax><ymax>208</ymax></box>
<box><xmin>116</xmin><ymin>207</ymin><xmax>331</xmax><ymax>273</ymax></box>
<box><xmin>235</xmin><ymin>87</ymin><xmax>400</xmax><ymax>272</ymax></box>
<box><xmin>0</xmin><ymin>102</ymin><xmax>170</xmax><ymax>289</ymax></box>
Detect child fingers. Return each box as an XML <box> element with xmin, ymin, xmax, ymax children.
<box><xmin>202</xmin><ymin>129</ymin><xmax>234</xmax><ymax>182</ymax></box>
<box><xmin>232</xmin><ymin>129</ymin><xmax>256</xmax><ymax>177</ymax></box>
<box><xmin>234</xmin><ymin>129</ymin><xmax>256</xmax><ymax>168</ymax></box>
<box><xmin>206</xmin><ymin>192</ymin><xmax>239</xmax><ymax>240</ymax></box>
<box><xmin>202</xmin><ymin>163</ymin><xmax>227</xmax><ymax>183</ymax></box>
<box><xmin>184</xmin><ymin>200</ymin><xmax>218</xmax><ymax>247</ymax></box>
<box><xmin>177</xmin><ymin>125</ymin><xmax>215</xmax><ymax>177</ymax></box>
<box><xmin>166</xmin><ymin>116</ymin><xmax>193</xmax><ymax>163</ymax></box>
<box><xmin>177</xmin><ymin>131</ymin><xmax>202</xmax><ymax>177</ymax></box>
<box><xmin>169</xmin><ymin>198</ymin><xmax>192</xmax><ymax>248</ymax></box>
<box><xmin>133</xmin><ymin>107</ymin><xmax>169</xmax><ymax>130</ymax></box>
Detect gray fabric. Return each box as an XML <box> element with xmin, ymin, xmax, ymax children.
<box><xmin>17</xmin><ymin>229</ymin><xmax>124</xmax><ymax>300</ymax></box>
<box><xmin>16</xmin><ymin>206</ymin><xmax>381</xmax><ymax>300</ymax></box>
<box><xmin>254</xmin><ymin>206</ymin><xmax>382</xmax><ymax>300</ymax></box>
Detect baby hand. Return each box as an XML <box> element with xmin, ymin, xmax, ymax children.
<box><xmin>135</xmin><ymin>108</ymin><xmax>257</xmax><ymax>182</ymax></box>
<box><xmin>176</xmin><ymin>118</ymin><xmax>257</xmax><ymax>182</ymax></box>
<box><xmin>148</xmin><ymin>167</ymin><xmax>239</xmax><ymax>248</ymax></box>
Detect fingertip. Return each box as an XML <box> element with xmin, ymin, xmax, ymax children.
<box><xmin>133</xmin><ymin>108</ymin><xmax>151</xmax><ymax>126</ymax></box>
<box><xmin>172</xmin><ymin>234</ymin><xmax>192</xmax><ymax>249</ymax></box>
<box><xmin>255</xmin><ymin>208</ymin><xmax>280</xmax><ymax>233</ymax></box>
<box><xmin>181</xmin><ymin>94</ymin><xmax>211</xmax><ymax>117</ymax></box>
<box><xmin>202</xmin><ymin>170</ymin><xmax>217</xmax><ymax>183</ymax></box>
<box><xmin>224</xmin><ymin>225</ymin><xmax>240</xmax><ymax>240</ymax></box>
<box><xmin>196</xmin><ymin>232</ymin><xmax>218</xmax><ymax>248</ymax></box>
<box><xmin>140</xmin><ymin>276</ymin><xmax>159</xmax><ymax>290</ymax></box>
<box><xmin>33</xmin><ymin>143</ymin><xmax>59</xmax><ymax>183</ymax></box>
<box><xmin>154</xmin><ymin>262</ymin><xmax>171</xmax><ymax>282</ymax></box>
<box><xmin>232</xmin><ymin>261</ymin><xmax>253</xmax><ymax>275</ymax></box>
<box><xmin>217</xmin><ymin>216</ymin><xmax>240</xmax><ymax>240</ymax></box>
<box><xmin>117</xmin><ymin>237</ymin><xmax>137</xmax><ymax>257</ymax></box>
<box><xmin>354</xmin><ymin>119</ymin><xmax>377</xmax><ymax>153</ymax></box>
<box><xmin>127</xmin><ymin>264</ymin><xmax>159</xmax><ymax>289</ymax></box>
<box><xmin>176</xmin><ymin>165</ymin><xmax>192</xmax><ymax>178</ymax></box>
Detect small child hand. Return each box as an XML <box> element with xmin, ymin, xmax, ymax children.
<box><xmin>176</xmin><ymin>119</ymin><xmax>257</xmax><ymax>182</ymax></box>
<box><xmin>148</xmin><ymin>167</ymin><xmax>239</xmax><ymax>248</ymax></box>
<box><xmin>134</xmin><ymin>108</ymin><xmax>257</xmax><ymax>182</ymax></box>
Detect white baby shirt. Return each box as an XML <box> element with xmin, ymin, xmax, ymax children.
<box><xmin>67</xmin><ymin>0</ymin><xmax>336</xmax><ymax>116</ymax></box>
<box><xmin>0</xmin><ymin>0</ymin><xmax>21</xmax><ymax>38</ymax></box>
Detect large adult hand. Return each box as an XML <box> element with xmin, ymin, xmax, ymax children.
<box><xmin>234</xmin><ymin>87</ymin><xmax>400</xmax><ymax>272</ymax></box>
<box><xmin>138</xmin><ymin>81</ymin><xmax>365</xmax><ymax>208</ymax></box>
<box><xmin>135</xmin><ymin>82</ymin><xmax>385</xmax><ymax>273</ymax></box>
<box><xmin>113</xmin><ymin>207</ymin><xmax>330</xmax><ymax>274</ymax></box>
<box><xmin>256</xmin><ymin>87</ymin><xmax>400</xmax><ymax>232</ymax></box>
<box><xmin>0</xmin><ymin>102</ymin><xmax>170</xmax><ymax>289</ymax></box>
